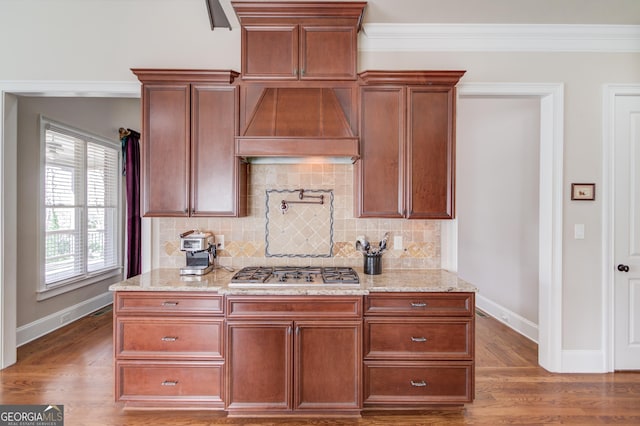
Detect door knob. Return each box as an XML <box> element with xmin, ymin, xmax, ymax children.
<box><xmin>617</xmin><ymin>264</ymin><xmax>630</xmax><ymax>272</ymax></box>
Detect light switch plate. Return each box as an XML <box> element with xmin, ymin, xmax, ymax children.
<box><xmin>574</xmin><ymin>224</ymin><xmax>585</xmax><ymax>240</ymax></box>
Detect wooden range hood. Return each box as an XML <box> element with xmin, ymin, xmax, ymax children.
<box><xmin>236</xmin><ymin>87</ymin><xmax>359</xmax><ymax>162</ymax></box>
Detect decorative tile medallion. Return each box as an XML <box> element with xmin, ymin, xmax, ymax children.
<box><xmin>265</xmin><ymin>189</ymin><xmax>334</xmax><ymax>257</ymax></box>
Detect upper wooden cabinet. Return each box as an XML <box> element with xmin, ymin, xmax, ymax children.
<box><xmin>232</xmin><ymin>2</ymin><xmax>366</xmax><ymax>81</ymax></box>
<box><xmin>356</xmin><ymin>71</ymin><xmax>465</xmax><ymax>219</ymax></box>
<box><xmin>132</xmin><ymin>69</ymin><xmax>247</xmax><ymax>218</ymax></box>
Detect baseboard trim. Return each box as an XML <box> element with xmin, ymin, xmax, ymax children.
<box><xmin>476</xmin><ymin>294</ymin><xmax>539</xmax><ymax>344</ymax></box>
<box><xmin>16</xmin><ymin>292</ymin><xmax>113</xmax><ymax>347</ymax></box>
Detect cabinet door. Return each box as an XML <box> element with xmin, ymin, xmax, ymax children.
<box><xmin>226</xmin><ymin>322</ymin><xmax>292</xmax><ymax>411</ymax></box>
<box><xmin>356</xmin><ymin>86</ymin><xmax>405</xmax><ymax>218</ymax></box>
<box><xmin>191</xmin><ymin>85</ymin><xmax>246</xmax><ymax>217</ymax></box>
<box><xmin>142</xmin><ymin>83</ymin><xmax>190</xmax><ymax>216</ymax></box>
<box><xmin>294</xmin><ymin>321</ymin><xmax>361</xmax><ymax>411</ymax></box>
<box><xmin>406</xmin><ymin>86</ymin><xmax>456</xmax><ymax>219</ymax></box>
<box><xmin>241</xmin><ymin>25</ymin><xmax>298</xmax><ymax>80</ymax></box>
<box><xmin>300</xmin><ymin>25</ymin><xmax>357</xmax><ymax>80</ymax></box>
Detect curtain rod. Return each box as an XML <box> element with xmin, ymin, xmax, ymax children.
<box><xmin>119</xmin><ymin>128</ymin><xmax>140</xmax><ymax>139</ymax></box>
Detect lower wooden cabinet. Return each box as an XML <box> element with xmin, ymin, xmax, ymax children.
<box><xmin>363</xmin><ymin>292</ymin><xmax>475</xmax><ymax>408</ymax></box>
<box><xmin>225</xmin><ymin>296</ymin><xmax>362</xmax><ymax>414</ymax></box>
<box><xmin>113</xmin><ymin>291</ymin><xmax>475</xmax><ymax>413</ymax></box>
<box><xmin>113</xmin><ymin>292</ymin><xmax>225</xmax><ymax>409</ymax></box>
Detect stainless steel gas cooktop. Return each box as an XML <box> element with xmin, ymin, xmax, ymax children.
<box><xmin>229</xmin><ymin>266</ymin><xmax>360</xmax><ymax>286</ymax></box>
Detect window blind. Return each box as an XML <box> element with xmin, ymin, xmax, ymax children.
<box><xmin>43</xmin><ymin>120</ymin><xmax>121</xmax><ymax>287</ymax></box>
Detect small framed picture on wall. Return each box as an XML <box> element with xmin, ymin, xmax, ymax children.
<box><xmin>571</xmin><ymin>183</ymin><xmax>595</xmax><ymax>201</ymax></box>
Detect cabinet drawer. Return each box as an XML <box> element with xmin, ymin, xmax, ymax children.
<box><xmin>365</xmin><ymin>318</ymin><xmax>472</xmax><ymax>360</ymax></box>
<box><xmin>116</xmin><ymin>361</ymin><xmax>224</xmax><ymax>406</ymax></box>
<box><xmin>226</xmin><ymin>296</ymin><xmax>362</xmax><ymax>319</ymax></box>
<box><xmin>364</xmin><ymin>361</ymin><xmax>473</xmax><ymax>405</ymax></box>
<box><xmin>116</xmin><ymin>318</ymin><xmax>223</xmax><ymax>359</ymax></box>
<box><xmin>115</xmin><ymin>292</ymin><xmax>223</xmax><ymax>316</ymax></box>
<box><xmin>365</xmin><ymin>293</ymin><xmax>473</xmax><ymax>317</ymax></box>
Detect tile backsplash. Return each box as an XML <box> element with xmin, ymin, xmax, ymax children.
<box><xmin>156</xmin><ymin>163</ymin><xmax>441</xmax><ymax>270</ymax></box>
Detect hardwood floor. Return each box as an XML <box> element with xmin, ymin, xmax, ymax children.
<box><xmin>2</xmin><ymin>307</ymin><xmax>639</xmax><ymax>425</ymax></box>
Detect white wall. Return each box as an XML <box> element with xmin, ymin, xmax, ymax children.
<box><xmin>457</xmin><ymin>97</ymin><xmax>540</xmax><ymax>338</ymax></box>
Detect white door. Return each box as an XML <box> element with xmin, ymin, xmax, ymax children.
<box><xmin>614</xmin><ymin>94</ymin><xmax>640</xmax><ymax>369</ymax></box>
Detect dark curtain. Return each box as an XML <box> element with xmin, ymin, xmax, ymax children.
<box><xmin>121</xmin><ymin>129</ymin><xmax>141</xmax><ymax>278</ymax></box>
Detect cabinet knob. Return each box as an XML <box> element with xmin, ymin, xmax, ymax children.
<box><xmin>161</xmin><ymin>301</ymin><xmax>179</xmax><ymax>307</ymax></box>
<box><xmin>617</xmin><ymin>264</ymin><xmax>630</xmax><ymax>272</ymax></box>
<box><xmin>161</xmin><ymin>336</ymin><xmax>178</xmax><ymax>342</ymax></box>
<box><xmin>293</xmin><ymin>68</ymin><xmax>298</xmax><ymax>76</ymax></box>
<box><xmin>411</xmin><ymin>337</ymin><xmax>427</xmax><ymax>343</ymax></box>
<box><xmin>410</xmin><ymin>302</ymin><xmax>427</xmax><ymax>308</ymax></box>
<box><xmin>410</xmin><ymin>380</ymin><xmax>427</xmax><ymax>387</ymax></box>
<box><xmin>161</xmin><ymin>380</ymin><xmax>179</xmax><ymax>386</ymax></box>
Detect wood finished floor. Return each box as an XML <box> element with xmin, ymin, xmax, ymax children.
<box><xmin>1</xmin><ymin>308</ymin><xmax>640</xmax><ymax>425</ymax></box>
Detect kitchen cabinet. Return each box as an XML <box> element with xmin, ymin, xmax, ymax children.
<box><xmin>356</xmin><ymin>71</ymin><xmax>465</xmax><ymax>219</ymax></box>
<box><xmin>233</xmin><ymin>2</ymin><xmax>366</xmax><ymax>81</ymax></box>
<box><xmin>114</xmin><ymin>292</ymin><xmax>225</xmax><ymax>409</ymax></box>
<box><xmin>363</xmin><ymin>292</ymin><xmax>475</xmax><ymax>407</ymax></box>
<box><xmin>132</xmin><ymin>69</ymin><xmax>247</xmax><ymax>217</ymax></box>
<box><xmin>225</xmin><ymin>296</ymin><xmax>362</xmax><ymax>414</ymax></box>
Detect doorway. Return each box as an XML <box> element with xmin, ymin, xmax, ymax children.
<box><xmin>456</xmin><ymin>96</ymin><xmax>540</xmax><ymax>342</ymax></box>
<box><xmin>0</xmin><ymin>81</ymin><xmax>139</xmax><ymax>368</ymax></box>
<box><xmin>447</xmin><ymin>83</ymin><xmax>565</xmax><ymax>372</ymax></box>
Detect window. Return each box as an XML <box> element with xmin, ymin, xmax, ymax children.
<box><xmin>40</xmin><ymin>117</ymin><xmax>122</xmax><ymax>295</ymax></box>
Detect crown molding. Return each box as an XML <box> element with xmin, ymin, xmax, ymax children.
<box><xmin>359</xmin><ymin>23</ymin><xmax>640</xmax><ymax>53</ymax></box>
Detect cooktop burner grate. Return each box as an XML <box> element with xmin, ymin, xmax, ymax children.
<box><xmin>229</xmin><ymin>266</ymin><xmax>273</xmax><ymax>283</ymax></box>
<box><xmin>321</xmin><ymin>267</ymin><xmax>360</xmax><ymax>284</ymax></box>
<box><xmin>229</xmin><ymin>266</ymin><xmax>359</xmax><ymax>285</ymax></box>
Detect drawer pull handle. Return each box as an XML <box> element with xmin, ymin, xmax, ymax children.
<box><xmin>411</xmin><ymin>337</ymin><xmax>427</xmax><ymax>343</ymax></box>
<box><xmin>161</xmin><ymin>336</ymin><xmax>178</xmax><ymax>342</ymax></box>
<box><xmin>162</xmin><ymin>301</ymin><xmax>179</xmax><ymax>307</ymax></box>
<box><xmin>411</xmin><ymin>302</ymin><xmax>427</xmax><ymax>308</ymax></box>
<box><xmin>410</xmin><ymin>380</ymin><xmax>427</xmax><ymax>387</ymax></box>
<box><xmin>161</xmin><ymin>380</ymin><xmax>179</xmax><ymax>386</ymax></box>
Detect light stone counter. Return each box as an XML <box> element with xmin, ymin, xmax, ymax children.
<box><xmin>108</xmin><ymin>267</ymin><xmax>234</xmax><ymax>292</ymax></box>
<box><xmin>109</xmin><ymin>267</ymin><xmax>477</xmax><ymax>294</ymax></box>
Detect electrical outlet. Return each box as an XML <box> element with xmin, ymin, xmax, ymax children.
<box><xmin>215</xmin><ymin>235</ymin><xmax>225</xmax><ymax>250</ymax></box>
<box><xmin>393</xmin><ymin>236</ymin><xmax>403</xmax><ymax>250</ymax></box>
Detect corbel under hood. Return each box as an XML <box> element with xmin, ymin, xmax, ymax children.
<box><xmin>235</xmin><ymin>87</ymin><xmax>359</xmax><ymax>163</ymax></box>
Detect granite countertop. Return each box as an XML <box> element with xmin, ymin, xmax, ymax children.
<box><xmin>109</xmin><ymin>267</ymin><xmax>477</xmax><ymax>295</ymax></box>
